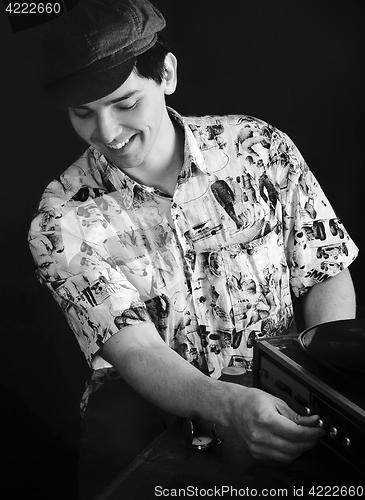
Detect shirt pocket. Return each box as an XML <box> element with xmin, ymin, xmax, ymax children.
<box><xmin>191</xmin><ymin>210</ymin><xmax>279</xmax><ymax>256</ymax></box>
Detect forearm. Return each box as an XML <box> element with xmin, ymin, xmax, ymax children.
<box><xmin>98</xmin><ymin>322</ymin><xmax>237</xmax><ymax>427</ymax></box>
<box><xmin>122</xmin><ymin>345</ymin><xmax>237</xmax><ymax>425</ymax></box>
<box><xmin>301</xmin><ymin>268</ymin><xmax>356</xmax><ymax>329</ymax></box>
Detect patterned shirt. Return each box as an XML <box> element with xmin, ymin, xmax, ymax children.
<box><xmin>28</xmin><ymin>108</ymin><xmax>358</xmax><ymax>413</ymax></box>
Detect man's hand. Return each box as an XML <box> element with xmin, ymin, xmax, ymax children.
<box><xmin>99</xmin><ymin>322</ymin><xmax>324</xmax><ymax>464</ymax></box>
<box><xmin>228</xmin><ymin>386</ymin><xmax>325</xmax><ymax>463</ymax></box>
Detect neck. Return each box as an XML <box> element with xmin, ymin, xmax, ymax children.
<box><xmin>124</xmin><ymin>111</ymin><xmax>184</xmax><ymax>196</ymax></box>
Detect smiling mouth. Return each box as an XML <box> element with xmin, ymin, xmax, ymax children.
<box><xmin>107</xmin><ymin>137</ymin><xmax>133</xmax><ymax>150</ymax></box>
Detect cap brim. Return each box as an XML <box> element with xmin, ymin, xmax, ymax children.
<box><xmin>44</xmin><ymin>56</ymin><xmax>136</xmax><ymax>108</ymax></box>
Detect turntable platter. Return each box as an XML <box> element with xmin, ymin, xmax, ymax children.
<box><xmin>298</xmin><ymin>319</ymin><xmax>365</xmax><ymax>373</ymax></box>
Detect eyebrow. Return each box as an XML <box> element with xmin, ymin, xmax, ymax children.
<box><xmin>72</xmin><ymin>90</ymin><xmax>140</xmax><ymax>110</ymax></box>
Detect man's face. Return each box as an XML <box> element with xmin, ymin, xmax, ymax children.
<box><xmin>68</xmin><ymin>69</ymin><xmax>170</xmax><ymax>173</ymax></box>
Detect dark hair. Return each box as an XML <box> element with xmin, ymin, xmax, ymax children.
<box><xmin>133</xmin><ymin>33</ymin><xmax>169</xmax><ymax>84</ymax></box>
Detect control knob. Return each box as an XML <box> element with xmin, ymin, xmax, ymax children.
<box><xmin>342</xmin><ymin>437</ymin><xmax>351</xmax><ymax>449</ymax></box>
<box><xmin>316</xmin><ymin>416</ymin><xmax>332</xmax><ymax>431</ymax></box>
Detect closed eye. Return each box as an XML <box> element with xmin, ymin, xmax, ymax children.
<box><xmin>116</xmin><ymin>101</ymin><xmax>139</xmax><ymax>112</ymax></box>
<box><xmin>70</xmin><ymin>101</ymin><xmax>139</xmax><ymax>118</ymax></box>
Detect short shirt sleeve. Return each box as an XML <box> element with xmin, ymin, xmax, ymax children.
<box><xmin>28</xmin><ymin>201</ymin><xmax>151</xmax><ymax>369</ymax></box>
<box><xmin>267</xmin><ymin>129</ymin><xmax>358</xmax><ymax>297</ymax></box>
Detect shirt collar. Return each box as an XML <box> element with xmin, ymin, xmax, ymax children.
<box><xmin>91</xmin><ymin>106</ymin><xmax>210</xmax><ymax>207</ymax></box>
<box><xmin>167</xmin><ymin>107</ymin><xmax>211</xmax><ymax>176</ymax></box>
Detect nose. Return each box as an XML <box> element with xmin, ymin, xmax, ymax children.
<box><xmin>94</xmin><ymin>109</ymin><xmax>122</xmax><ymax>145</ymax></box>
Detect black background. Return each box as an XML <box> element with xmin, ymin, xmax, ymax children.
<box><xmin>1</xmin><ymin>1</ymin><xmax>364</xmax><ymax>497</ymax></box>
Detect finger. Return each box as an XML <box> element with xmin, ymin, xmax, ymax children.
<box><xmin>274</xmin><ymin>400</ymin><xmax>324</xmax><ymax>429</ymax></box>
<box><xmin>267</xmin><ymin>406</ymin><xmax>325</xmax><ymax>441</ymax></box>
<box><xmin>295</xmin><ymin>414</ymin><xmax>323</xmax><ymax>427</ymax></box>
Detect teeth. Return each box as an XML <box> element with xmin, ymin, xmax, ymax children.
<box><xmin>108</xmin><ymin>138</ymin><xmax>130</xmax><ymax>150</ymax></box>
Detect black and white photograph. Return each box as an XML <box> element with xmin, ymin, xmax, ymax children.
<box><xmin>2</xmin><ymin>1</ymin><xmax>365</xmax><ymax>498</ymax></box>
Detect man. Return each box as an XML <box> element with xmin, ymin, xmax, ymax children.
<box><xmin>28</xmin><ymin>0</ymin><xmax>358</xmax><ymax>498</ymax></box>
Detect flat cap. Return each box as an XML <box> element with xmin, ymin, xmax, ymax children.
<box><xmin>41</xmin><ymin>0</ymin><xmax>165</xmax><ymax>107</ymax></box>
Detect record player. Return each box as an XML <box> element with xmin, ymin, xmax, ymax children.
<box><xmin>253</xmin><ymin>319</ymin><xmax>365</xmax><ymax>474</ymax></box>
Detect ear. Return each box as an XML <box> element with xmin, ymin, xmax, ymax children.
<box><xmin>163</xmin><ymin>52</ymin><xmax>178</xmax><ymax>95</ymax></box>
